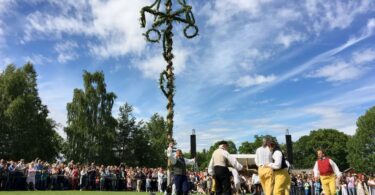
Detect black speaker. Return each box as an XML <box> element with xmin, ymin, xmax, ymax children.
<box><xmin>285</xmin><ymin>134</ymin><xmax>293</xmax><ymax>164</ymax></box>
<box><xmin>190</xmin><ymin>133</ymin><xmax>196</xmax><ymax>158</ymax></box>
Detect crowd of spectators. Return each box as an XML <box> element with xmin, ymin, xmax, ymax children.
<box><xmin>0</xmin><ymin>158</ymin><xmax>174</xmax><ymax>192</ymax></box>
<box><xmin>287</xmin><ymin>172</ymin><xmax>375</xmax><ymax>195</ymax></box>
<box><xmin>0</xmin><ymin>158</ymin><xmax>374</xmax><ymax>195</ymax></box>
<box><xmin>0</xmin><ymin>158</ymin><xmax>262</xmax><ymax>194</ymax></box>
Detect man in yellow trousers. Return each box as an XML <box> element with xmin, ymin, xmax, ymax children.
<box><xmin>255</xmin><ymin>137</ymin><xmax>273</xmax><ymax>195</ymax></box>
<box><xmin>313</xmin><ymin>150</ymin><xmax>342</xmax><ymax>195</ymax></box>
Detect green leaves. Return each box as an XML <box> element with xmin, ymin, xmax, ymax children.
<box><xmin>347</xmin><ymin>106</ymin><xmax>375</xmax><ymax>174</ymax></box>
<box><xmin>293</xmin><ymin>129</ymin><xmax>349</xmax><ymax>169</ymax></box>
<box><xmin>64</xmin><ymin>71</ymin><xmax>117</xmax><ymax>164</ymax></box>
<box><xmin>0</xmin><ymin>63</ymin><xmax>61</xmax><ymax>161</ymax></box>
<box><xmin>239</xmin><ymin>135</ymin><xmax>277</xmax><ymax>154</ymax></box>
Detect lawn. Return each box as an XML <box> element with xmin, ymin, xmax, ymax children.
<box><xmin>0</xmin><ymin>191</ymin><xmax>162</xmax><ymax>195</ymax></box>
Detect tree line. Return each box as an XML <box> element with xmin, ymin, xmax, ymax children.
<box><xmin>0</xmin><ymin>63</ymin><xmax>374</xmax><ymax>174</ymax></box>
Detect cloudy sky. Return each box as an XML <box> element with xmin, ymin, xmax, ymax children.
<box><xmin>1</xmin><ymin>0</ymin><xmax>375</xmax><ymax>151</ymax></box>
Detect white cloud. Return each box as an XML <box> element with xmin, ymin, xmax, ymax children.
<box><xmin>321</xmin><ymin>83</ymin><xmax>375</xmax><ymax>108</ymax></box>
<box><xmin>304</xmin><ymin>0</ymin><xmax>372</xmax><ymax>33</ymax></box>
<box><xmin>352</xmin><ymin>48</ymin><xmax>375</xmax><ymax>64</ymax></box>
<box><xmin>0</xmin><ymin>0</ymin><xmax>14</xmax><ymax>14</ymax></box>
<box><xmin>307</xmin><ymin>62</ymin><xmax>361</xmax><ymax>82</ymax></box>
<box><xmin>0</xmin><ymin>0</ymin><xmax>14</xmax><ymax>47</ymax></box>
<box><xmin>0</xmin><ymin>21</ymin><xmax>4</xmax><ymax>47</ymax></box>
<box><xmin>276</xmin><ymin>31</ymin><xmax>305</xmax><ymax>48</ymax></box>
<box><xmin>2</xmin><ymin>56</ymin><xmax>12</xmax><ymax>65</ymax></box>
<box><xmin>276</xmin><ymin>8</ymin><xmax>301</xmax><ymax>21</ymax></box>
<box><xmin>295</xmin><ymin>84</ymin><xmax>375</xmax><ymax>135</ymax></box>
<box><xmin>268</xmin><ymin>19</ymin><xmax>375</xmax><ymax>87</ymax></box>
<box><xmin>23</xmin><ymin>54</ymin><xmax>52</xmax><ymax>66</ymax></box>
<box><xmin>307</xmin><ymin>48</ymin><xmax>375</xmax><ymax>82</ymax></box>
<box><xmin>54</xmin><ymin>41</ymin><xmax>79</xmax><ymax>63</ymax></box>
<box><xmin>205</xmin><ymin>0</ymin><xmax>268</xmax><ymax>25</ymax></box>
<box><xmin>236</xmin><ymin>74</ymin><xmax>276</xmax><ymax>88</ymax></box>
<box><xmin>24</xmin><ymin>0</ymin><xmax>149</xmax><ymax>58</ymax></box>
<box><xmin>0</xmin><ymin>53</ymin><xmax>12</xmax><ymax>71</ymax></box>
<box><xmin>134</xmin><ymin>48</ymin><xmax>189</xmax><ymax>79</ymax></box>
<box><xmin>367</xmin><ymin>18</ymin><xmax>375</xmax><ymax>34</ymax></box>
<box><xmin>194</xmin><ymin>2</ymin><xmax>374</xmax><ymax>91</ymax></box>
<box><xmin>302</xmin><ymin>106</ymin><xmax>357</xmax><ymax>135</ymax></box>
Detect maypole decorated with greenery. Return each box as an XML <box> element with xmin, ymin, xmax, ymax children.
<box><xmin>140</xmin><ymin>0</ymin><xmax>198</xmax><ymax>189</ymax></box>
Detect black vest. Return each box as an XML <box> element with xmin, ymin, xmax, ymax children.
<box><xmin>272</xmin><ymin>149</ymin><xmax>288</xmax><ymax>170</ymax></box>
<box><xmin>174</xmin><ymin>157</ymin><xmax>186</xmax><ymax>175</ymax></box>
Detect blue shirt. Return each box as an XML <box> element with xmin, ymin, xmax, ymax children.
<box><xmin>314</xmin><ymin>182</ymin><xmax>321</xmax><ymax>191</ymax></box>
<box><xmin>8</xmin><ymin>164</ymin><xmax>15</xmax><ymax>172</ymax></box>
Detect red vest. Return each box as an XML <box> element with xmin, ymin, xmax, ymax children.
<box><xmin>317</xmin><ymin>158</ymin><xmax>333</xmax><ymax>176</ymax></box>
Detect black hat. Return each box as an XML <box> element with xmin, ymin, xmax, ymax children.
<box><xmin>218</xmin><ymin>140</ymin><xmax>228</xmax><ymax>146</ymax></box>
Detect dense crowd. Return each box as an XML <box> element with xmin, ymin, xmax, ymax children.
<box><xmin>287</xmin><ymin>172</ymin><xmax>375</xmax><ymax>195</ymax></box>
<box><xmin>0</xmin><ymin>158</ymin><xmax>211</xmax><ymax>192</ymax></box>
<box><xmin>0</xmin><ymin>158</ymin><xmax>171</xmax><ymax>192</ymax></box>
<box><xmin>0</xmin><ymin>158</ymin><xmax>374</xmax><ymax>195</ymax></box>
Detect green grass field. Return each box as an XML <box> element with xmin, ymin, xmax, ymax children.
<box><xmin>0</xmin><ymin>191</ymin><xmax>162</xmax><ymax>195</ymax></box>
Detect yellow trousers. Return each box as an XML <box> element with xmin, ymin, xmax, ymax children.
<box><xmin>273</xmin><ymin>169</ymin><xmax>290</xmax><ymax>195</ymax></box>
<box><xmin>211</xmin><ymin>178</ymin><xmax>215</xmax><ymax>193</ymax></box>
<box><xmin>320</xmin><ymin>174</ymin><xmax>336</xmax><ymax>195</ymax></box>
<box><xmin>258</xmin><ymin>167</ymin><xmax>273</xmax><ymax>195</ymax></box>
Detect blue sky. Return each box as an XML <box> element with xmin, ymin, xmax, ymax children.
<box><xmin>1</xmin><ymin>0</ymin><xmax>375</xmax><ymax>152</ymax></box>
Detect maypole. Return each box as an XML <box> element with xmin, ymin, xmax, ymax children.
<box><xmin>140</xmin><ymin>0</ymin><xmax>198</xmax><ymax>190</ymax></box>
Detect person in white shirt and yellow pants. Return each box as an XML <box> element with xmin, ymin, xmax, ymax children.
<box><xmin>265</xmin><ymin>139</ymin><xmax>291</xmax><ymax>195</ymax></box>
<box><xmin>255</xmin><ymin>138</ymin><xmax>274</xmax><ymax>195</ymax></box>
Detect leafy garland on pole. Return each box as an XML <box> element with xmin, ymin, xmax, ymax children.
<box><xmin>140</xmin><ymin>0</ymin><xmax>198</xmax><ymax>190</ymax></box>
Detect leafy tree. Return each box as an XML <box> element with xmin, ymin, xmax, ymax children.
<box><xmin>115</xmin><ymin>103</ymin><xmax>139</xmax><ymax>164</ymax></box>
<box><xmin>347</xmin><ymin>106</ymin><xmax>375</xmax><ymax>174</ymax></box>
<box><xmin>293</xmin><ymin>129</ymin><xmax>349</xmax><ymax>169</ymax></box>
<box><xmin>125</xmin><ymin>122</ymin><xmax>152</xmax><ymax>167</ymax></box>
<box><xmin>0</xmin><ymin>63</ymin><xmax>62</xmax><ymax>161</ymax></box>
<box><xmin>64</xmin><ymin>71</ymin><xmax>117</xmax><ymax>164</ymax></box>
<box><xmin>196</xmin><ymin>149</ymin><xmax>209</xmax><ymax>170</ymax></box>
<box><xmin>145</xmin><ymin>113</ymin><xmax>168</xmax><ymax>167</ymax></box>
<box><xmin>116</xmin><ymin>103</ymin><xmax>156</xmax><ymax>167</ymax></box>
<box><xmin>239</xmin><ymin>135</ymin><xmax>277</xmax><ymax>154</ymax></box>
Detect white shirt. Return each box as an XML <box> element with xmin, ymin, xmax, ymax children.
<box><xmin>15</xmin><ymin>163</ymin><xmax>26</xmax><ymax>172</ymax></box>
<box><xmin>313</xmin><ymin>158</ymin><xmax>342</xmax><ymax>178</ymax></box>
<box><xmin>251</xmin><ymin>173</ymin><xmax>260</xmax><ymax>184</ymax></box>
<box><xmin>255</xmin><ymin>146</ymin><xmax>273</xmax><ymax>167</ymax></box>
<box><xmin>207</xmin><ymin>146</ymin><xmax>243</xmax><ymax>176</ymax></box>
<box><xmin>268</xmin><ymin>150</ymin><xmax>285</xmax><ymax>170</ymax></box>
<box><xmin>157</xmin><ymin>171</ymin><xmax>163</xmax><ymax>182</ymax></box>
<box><xmin>166</xmin><ymin>147</ymin><xmax>195</xmax><ymax>165</ymax></box>
<box><xmin>229</xmin><ymin>167</ymin><xmax>241</xmax><ymax>190</ymax></box>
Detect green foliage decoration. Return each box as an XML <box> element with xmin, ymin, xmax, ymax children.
<box><xmin>140</xmin><ymin>0</ymin><xmax>198</xmax><ymax>144</ymax></box>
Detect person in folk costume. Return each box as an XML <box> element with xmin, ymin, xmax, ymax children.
<box><xmin>265</xmin><ymin>139</ymin><xmax>291</xmax><ymax>195</ymax></box>
<box><xmin>208</xmin><ymin>140</ymin><xmax>243</xmax><ymax>195</ymax></box>
<box><xmin>255</xmin><ymin>137</ymin><xmax>274</xmax><ymax>195</ymax></box>
<box><xmin>167</xmin><ymin>143</ymin><xmax>196</xmax><ymax>195</ymax></box>
<box><xmin>313</xmin><ymin>150</ymin><xmax>342</xmax><ymax>195</ymax></box>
